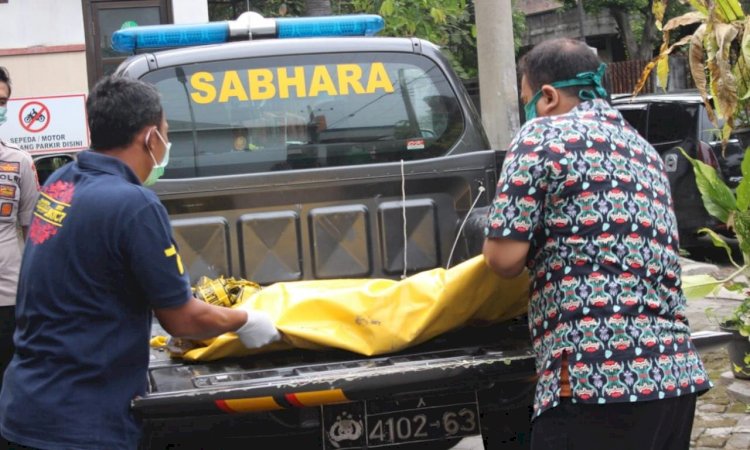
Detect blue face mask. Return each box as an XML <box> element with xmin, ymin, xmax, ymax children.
<box><xmin>0</xmin><ymin>106</ymin><xmax>7</xmax><ymax>127</ymax></box>
<box><xmin>524</xmin><ymin>63</ymin><xmax>608</xmax><ymax>121</ymax></box>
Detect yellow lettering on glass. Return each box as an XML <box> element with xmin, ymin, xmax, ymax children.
<box><xmin>308</xmin><ymin>65</ymin><xmax>337</xmax><ymax>97</ymax></box>
<box><xmin>190</xmin><ymin>72</ymin><xmax>217</xmax><ymax>104</ymax></box>
<box><xmin>337</xmin><ymin>64</ymin><xmax>365</xmax><ymax>95</ymax></box>
<box><xmin>277</xmin><ymin>66</ymin><xmax>307</xmax><ymax>99</ymax></box>
<box><xmin>164</xmin><ymin>245</ymin><xmax>185</xmax><ymax>275</ymax></box>
<box><xmin>248</xmin><ymin>69</ymin><xmax>276</xmax><ymax>101</ymax></box>
<box><xmin>366</xmin><ymin>63</ymin><xmax>394</xmax><ymax>94</ymax></box>
<box><xmin>189</xmin><ymin>63</ymin><xmax>396</xmax><ymax>104</ymax></box>
<box><xmin>219</xmin><ymin>70</ymin><xmax>249</xmax><ymax>102</ymax></box>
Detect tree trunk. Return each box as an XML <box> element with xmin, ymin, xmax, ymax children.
<box><xmin>636</xmin><ymin>0</ymin><xmax>658</xmax><ymax>61</ymax></box>
<box><xmin>305</xmin><ymin>0</ymin><xmax>332</xmax><ymax>16</ymax></box>
<box><xmin>610</xmin><ymin>6</ymin><xmax>640</xmax><ymax>60</ymax></box>
<box><xmin>637</xmin><ymin>18</ymin><xmax>658</xmax><ymax>60</ymax></box>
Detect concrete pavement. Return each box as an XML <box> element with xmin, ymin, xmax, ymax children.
<box><xmin>679</xmin><ymin>257</ymin><xmax>749</xmax><ymax>449</ymax></box>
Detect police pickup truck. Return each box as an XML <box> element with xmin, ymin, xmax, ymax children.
<box><xmin>87</xmin><ymin>13</ymin><xmax>537</xmax><ymax>449</ymax></box>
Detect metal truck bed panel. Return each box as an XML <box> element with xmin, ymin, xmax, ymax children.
<box><xmin>154</xmin><ymin>151</ymin><xmax>498</xmax><ymax>283</ymax></box>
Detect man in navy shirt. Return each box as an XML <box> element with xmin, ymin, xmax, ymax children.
<box><xmin>0</xmin><ymin>76</ymin><xmax>280</xmax><ymax>449</ymax></box>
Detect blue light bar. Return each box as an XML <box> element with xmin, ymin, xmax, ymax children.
<box><xmin>112</xmin><ymin>22</ymin><xmax>229</xmax><ymax>53</ymax></box>
<box><xmin>110</xmin><ymin>13</ymin><xmax>385</xmax><ymax>54</ymax></box>
<box><xmin>276</xmin><ymin>15</ymin><xmax>384</xmax><ymax>38</ymax></box>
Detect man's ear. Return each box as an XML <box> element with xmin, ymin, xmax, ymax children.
<box><xmin>138</xmin><ymin>126</ymin><xmax>155</xmax><ymax>153</ymax></box>
<box><xmin>536</xmin><ymin>85</ymin><xmax>561</xmax><ymax>116</ymax></box>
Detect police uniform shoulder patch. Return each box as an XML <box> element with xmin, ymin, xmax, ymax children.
<box><xmin>0</xmin><ymin>139</ymin><xmax>22</xmax><ymax>152</ymax></box>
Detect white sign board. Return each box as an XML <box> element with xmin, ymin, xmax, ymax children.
<box><xmin>0</xmin><ymin>94</ymin><xmax>89</xmax><ymax>155</ymax></box>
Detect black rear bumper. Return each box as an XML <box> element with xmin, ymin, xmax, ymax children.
<box><xmin>135</xmin><ymin>344</ymin><xmax>536</xmax><ymax>419</ymax></box>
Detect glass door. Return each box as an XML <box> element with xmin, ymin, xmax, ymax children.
<box><xmin>83</xmin><ymin>0</ymin><xmax>172</xmax><ymax>87</ymax></box>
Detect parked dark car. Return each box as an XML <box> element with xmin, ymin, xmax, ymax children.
<box><xmin>611</xmin><ymin>91</ymin><xmax>749</xmax><ymax>247</ymax></box>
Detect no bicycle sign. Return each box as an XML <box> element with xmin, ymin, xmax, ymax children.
<box><xmin>19</xmin><ymin>101</ymin><xmax>51</xmax><ymax>133</ymax></box>
<box><xmin>0</xmin><ymin>94</ymin><xmax>89</xmax><ymax>155</ymax></box>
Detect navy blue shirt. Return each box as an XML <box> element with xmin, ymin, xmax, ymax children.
<box><xmin>0</xmin><ymin>151</ymin><xmax>191</xmax><ymax>449</ymax></box>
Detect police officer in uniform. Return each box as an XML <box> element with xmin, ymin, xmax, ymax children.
<box><xmin>0</xmin><ymin>66</ymin><xmax>39</xmax><ymax>391</ymax></box>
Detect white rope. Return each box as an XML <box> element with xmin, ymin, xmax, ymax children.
<box><xmin>446</xmin><ymin>185</ymin><xmax>486</xmax><ymax>269</ymax></box>
<box><xmin>400</xmin><ymin>159</ymin><xmax>408</xmax><ymax>279</ymax></box>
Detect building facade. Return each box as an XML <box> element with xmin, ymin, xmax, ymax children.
<box><xmin>516</xmin><ymin>0</ymin><xmax>624</xmax><ymax>62</ymax></box>
<box><xmin>0</xmin><ymin>0</ymin><xmax>208</xmax><ymax>98</ymax></box>
<box><xmin>0</xmin><ymin>0</ymin><xmax>208</xmax><ymax>154</ymax></box>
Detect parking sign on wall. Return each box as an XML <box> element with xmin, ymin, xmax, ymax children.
<box><xmin>0</xmin><ymin>94</ymin><xmax>89</xmax><ymax>155</ymax></box>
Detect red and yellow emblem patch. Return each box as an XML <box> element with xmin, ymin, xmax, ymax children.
<box><xmin>29</xmin><ymin>180</ymin><xmax>75</xmax><ymax>245</ymax></box>
<box><xmin>0</xmin><ymin>184</ymin><xmax>16</xmax><ymax>199</ymax></box>
<box><xmin>0</xmin><ymin>162</ymin><xmax>20</xmax><ymax>173</ymax></box>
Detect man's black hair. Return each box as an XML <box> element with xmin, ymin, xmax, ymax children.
<box><xmin>0</xmin><ymin>67</ymin><xmax>11</xmax><ymax>97</ymax></box>
<box><xmin>87</xmin><ymin>75</ymin><xmax>163</xmax><ymax>151</ymax></box>
<box><xmin>519</xmin><ymin>38</ymin><xmax>604</xmax><ymax>99</ymax></box>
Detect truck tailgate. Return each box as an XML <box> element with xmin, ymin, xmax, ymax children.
<box><xmin>137</xmin><ymin>320</ymin><xmax>535</xmax><ymax>419</ymax></box>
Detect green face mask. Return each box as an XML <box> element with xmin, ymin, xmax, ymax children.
<box><xmin>144</xmin><ymin>129</ymin><xmax>171</xmax><ymax>186</ymax></box>
<box><xmin>524</xmin><ymin>63</ymin><xmax>608</xmax><ymax>121</ymax></box>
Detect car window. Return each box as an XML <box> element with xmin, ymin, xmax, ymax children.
<box><xmin>33</xmin><ymin>154</ymin><xmax>75</xmax><ymax>185</ymax></box>
<box><xmin>646</xmin><ymin>103</ymin><xmax>700</xmax><ymax>152</ymax></box>
<box><xmin>617</xmin><ymin>106</ymin><xmax>647</xmax><ymax>137</ymax></box>
<box><xmin>714</xmin><ymin>128</ymin><xmax>750</xmax><ymax>185</ymax></box>
<box><xmin>141</xmin><ymin>53</ymin><xmax>464</xmax><ymax>178</ymax></box>
<box><xmin>698</xmin><ymin>105</ymin><xmax>720</xmax><ymax>144</ymax></box>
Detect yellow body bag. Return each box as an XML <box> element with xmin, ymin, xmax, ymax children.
<box><xmin>153</xmin><ymin>255</ymin><xmax>529</xmax><ymax>361</ymax></box>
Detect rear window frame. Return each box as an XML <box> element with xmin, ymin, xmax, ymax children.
<box><xmin>140</xmin><ymin>51</ymin><xmax>467</xmax><ymax>179</ymax></box>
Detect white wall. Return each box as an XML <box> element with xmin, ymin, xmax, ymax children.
<box><xmin>172</xmin><ymin>0</ymin><xmax>209</xmax><ymax>24</ymax></box>
<box><xmin>0</xmin><ymin>0</ymin><xmax>86</xmax><ymax>97</ymax></box>
<box><xmin>0</xmin><ymin>0</ymin><xmax>84</xmax><ymax>48</ymax></box>
<box><xmin>0</xmin><ymin>53</ymin><xmax>89</xmax><ymax>98</ymax></box>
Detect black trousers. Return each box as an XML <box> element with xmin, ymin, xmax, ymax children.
<box><xmin>530</xmin><ymin>394</ymin><xmax>697</xmax><ymax>450</ymax></box>
<box><xmin>0</xmin><ymin>305</ymin><xmax>14</xmax><ymax>393</ymax></box>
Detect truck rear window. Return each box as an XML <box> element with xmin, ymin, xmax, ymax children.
<box><xmin>141</xmin><ymin>52</ymin><xmax>464</xmax><ymax>178</ymax></box>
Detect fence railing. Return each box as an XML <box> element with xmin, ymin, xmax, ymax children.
<box><xmin>607</xmin><ymin>59</ymin><xmax>653</xmax><ymax>94</ymax></box>
<box><xmin>607</xmin><ymin>56</ymin><xmax>694</xmax><ymax>95</ymax></box>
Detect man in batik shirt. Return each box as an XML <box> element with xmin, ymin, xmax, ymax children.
<box><xmin>483</xmin><ymin>38</ymin><xmax>711</xmax><ymax>450</ymax></box>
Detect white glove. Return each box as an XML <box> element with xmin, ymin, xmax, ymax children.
<box><xmin>235</xmin><ymin>309</ymin><xmax>282</xmax><ymax>348</ymax></box>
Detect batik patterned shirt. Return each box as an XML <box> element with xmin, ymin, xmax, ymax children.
<box><xmin>485</xmin><ymin>99</ymin><xmax>711</xmax><ymax>419</ymax></box>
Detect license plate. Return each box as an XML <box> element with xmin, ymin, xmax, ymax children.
<box><xmin>321</xmin><ymin>391</ymin><xmax>480</xmax><ymax>449</ymax></box>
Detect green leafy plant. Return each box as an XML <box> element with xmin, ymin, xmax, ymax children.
<box><xmin>680</xmin><ymin>146</ymin><xmax>750</xmax><ymax>341</ymax></box>
<box><xmin>635</xmin><ymin>0</ymin><xmax>750</xmax><ymax>145</ymax></box>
